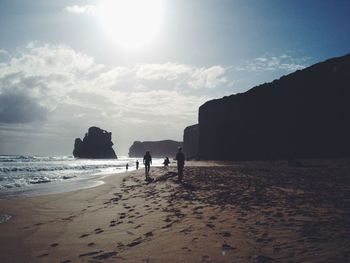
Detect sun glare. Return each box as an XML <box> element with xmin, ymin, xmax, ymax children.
<box><xmin>98</xmin><ymin>0</ymin><xmax>163</xmax><ymax>49</ymax></box>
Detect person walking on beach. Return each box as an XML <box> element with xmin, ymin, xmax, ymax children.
<box><xmin>143</xmin><ymin>151</ymin><xmax>152</xmax><ymax>179</ymax></box>
<box><xmin>163</xmin><ymin>156</ymin><xmax>170</xmax><ymax>167</ymax></box>
<box><xmin>126</xmin><ymin>163</ymin><xmax>129</xmax><ymax>171</ymax></box>
<box><xmin>136</xmin><ymin>160</ymin><xmax>139</xmax><ymax>170</ymax></box>
<box><xmin>175</xmin><ymin>147</ymin><xmax>185</xmax><ymax>181</ymax></box>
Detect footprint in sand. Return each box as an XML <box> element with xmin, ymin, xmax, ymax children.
<box><xmin>206</xmin><ymin>223</ymin><xmax>215</xmax><ymax>229</ymax></box>
<box><xmin>88</xmin><ymin>242</ymin><xmax>95</xmax><ymax>247</ymax></box>
<box><xmin>78</xmin><ymin>251</ymin><xmax>103</xmax><ymax>258</ymax></box>
<box><xmin>50</xmin><ymin>243</ymin><xmax>59</xmax><ymax>247</ymax></box>
<box><xmin>127</xmin><ymin>238</ymin><xmax>143</xmax><ymax>247</ymax></box>
<box><xmin>144</xmin><ymin>231</ymin><xmax>153</xmax><ymax>237</ymax></box>
<box><xmin>117</xmin><ymin>242</ymin><xmax>124</xmax><ymax>248</ymax></box>
<box><xmin>92</xmin><ymin>251</ymin><xmax>117</xmax><ymax>260</ymax></box>
<box><xmin>219</xmin><ymin>231</ymin><xmax>231</xmax><ymax>237</ymax></box>
<box><xmin>222</xmin><ymin>244</ymin><xmax>236</xmax><ymax>251</ymax></box>
<box><xmin>79</xmin><ymin>233</ymin><xmax>89</xmax><ymax>238</ymax></box>
<box><xmin>162</xmin><ymin>223</ymin><xmax>173</xmax><ymax>229</ymax></box>
<box><xmin>60</xmin><ymin>260</ymin><xmax>71</xmax><ymax>263</ymax></box>
<box><xmin>95</xmin><ymin>228</ymin><xmax>104</xmax><ymax>234</ymax></box>
<box><xmin>37</xmin><ymin>253</ymin><xmax>49</xmax><ymax>258</ymax></box>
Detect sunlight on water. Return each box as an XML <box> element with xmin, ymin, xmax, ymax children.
<box><xmin>0</xmin><ymin>155</ymin><xmax>163</xmax><ymax>197</ymax></box>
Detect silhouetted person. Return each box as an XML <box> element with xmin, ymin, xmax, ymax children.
<box><xmin>163</xmin><ymin>156</ymin><xmax>170</xmax><ymax>167</ymax></box>
<box><xmin>136</xmin><ymin>160</ymin><xmax>139</xmax><ymax>170</ymax></box>
<box><xmin>126</xmin><ymin>163</ymin><xmax>129</xmax><ymax>171</ymax></box>
<box><xmin>175</xmin><ymin>147</ymin><xmax>185</xmax><ymax>181</ymax></box>
<box><xmin>143</xmin><ymin>151</ymin><xmax>152</xmax><ymax>179</ymax></box>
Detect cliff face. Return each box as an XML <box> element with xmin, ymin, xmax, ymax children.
<box><xmin>198</xmin><ymin>54</ymin><xmax>350</xmax><ymax>160</ymax></box>
<box><xmin>129</xmin><ymin>140</ymin><xmax>183</xmax><ymax>158</ymax></box>
<box><xmin>73</xmin><ymin>127</ymin><xmax>117</xmax><ymax>159</ymax></box>
<box><xmin>183</xmin><ymin>124</ymin><xmax>199</xmax><ymax>159</ymax></box>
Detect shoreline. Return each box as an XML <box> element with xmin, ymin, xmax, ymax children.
<box><xmin>1</xmin><ymin>160</ymin><xmax>350</xmax><ymax>262</ymax></box>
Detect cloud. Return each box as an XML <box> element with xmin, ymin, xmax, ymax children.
<box><xmin>0</xmin><ymin>42</ymin><xmax>215</xmax><ymax>128</ymax></box>
<box><xmin>0</xmin><ymin>92</ymin><xmax>47</xmax><ymax>123</ymax></box>
<box><xmin>136</xmin><ymin>63</ymin><xmax>192</xmax><ymax>81</ymax></box>
<box><xmin>64</xmin><ymin>5</ymin><xmax>97</xmax><ymax>15</ymax></box>
<box><xmin>236</xmin><ymin>54</ymin><xmax>307</xmax><ymax>72</ymax></box>
<box><xmin>188</xmin><ymin>66</ymin><xmax>227</xmax><ymax>89</ymax></box>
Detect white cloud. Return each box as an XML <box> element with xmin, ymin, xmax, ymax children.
<box><xmin>236</xmin><ymin>54</ymin><xmax>307</xmax><ymax>72</ymax></box>
<box><xmin>0</xmin><ymin>42</ymin><xmax>220</xmax><ymax>154</ymax></box>
<box><xmin>136</xmin><ymin>62</ymin><xmax>192</xmax><ymax>81</ymax></box>
<box><xmin>188</xmin><ymin>66</ymin><xmax>227</xmax><ymax>89</ymax></box>
<box><xmin>64</xmin><ymin>5</ymin><xmax>97</xmax><ymax>15</ymax></box>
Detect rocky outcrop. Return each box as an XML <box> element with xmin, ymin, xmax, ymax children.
<box><xmin>183</xmin><ymin>124</ymin><xmax>199</xmax><ymax>159</ymax></box>
<box><xmin>73</xmin><ymin>127</ymin><xmax>117</xmax><ymax>159</ymax></box>
<box><xmin>129</xmin><ymin>140</ymin><xmax>183</xmax><ymax>158</ymax></box>
<box><xmin>198</xmin><ymin>54</ymin><xmax>350</xmax><ymax>160</ymax></box>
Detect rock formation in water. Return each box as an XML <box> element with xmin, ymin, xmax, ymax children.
<box><xmin>128</xmin><ymin>140</ymin><xmax>183</xmax><ymax>158</ymax></box>
<box><xmin>183</xmin><ymin>124</ymin><xmax>199</xmax><ymax>160</ymax></box>
<box><xmin>73</xmin><ymin>127</ymin><xmax>117</xmax><ymax>159</ymax></box>
<box><xmin>198</xmin><ymin>54</ymin><xmax>350</xmax><ymax>160</ymax></box>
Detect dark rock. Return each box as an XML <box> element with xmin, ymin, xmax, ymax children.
<box><xmin>73</xmin><ymin>127</ymin><xmax>117</xmax><ymax>159</ymax></box>
<box><xmin>198</xmin><ymin>54</ymin><xmax>350</xmax><ymax>160</ymax></box>
<box><xmin>128</xmin><ymin>140</ymin><xmax>182</xmax><ymax>158</ymax></box>
<box><xmin>183</xmin><ymin>124</ymin><xmax>199</xmax><ymax>160</ymax></box>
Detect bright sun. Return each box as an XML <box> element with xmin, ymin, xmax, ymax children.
<box><xmin>98</xmin><ymin>0</ymin><xmax>164</xmax><ymax>49</ymax></box>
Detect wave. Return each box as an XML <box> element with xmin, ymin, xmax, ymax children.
<box><xmin>0</xmin><ymin>155</ymin><xmax>74</xmax><ymax>163</ymax></box>
<box><xmin>0</xmin><ymin>155</ymin><xmax>161</xmax><ymax>192</ymax></box>
<box><xmin>0</xmin><ymin>164</ymin><xmax>121</xmax><ymax>173</ymax></box>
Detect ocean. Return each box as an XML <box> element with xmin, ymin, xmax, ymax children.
<box><xmin>0</xmin><ymin>155</ymin><xmax>163</xmax><ymax>199</ymax></box>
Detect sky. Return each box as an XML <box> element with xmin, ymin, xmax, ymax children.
<box><xmin>0</xmin><ymin>0</ymin><xmax>350</xmax><ymax>156</ymax></box>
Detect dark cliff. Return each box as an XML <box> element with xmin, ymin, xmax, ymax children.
<box><xmin>73</xmin><ymin>127</ymin><xmax>117</xmax><ymax>159</ymax></box>
<box><xmin>183</xmin><ymin>124</ymin><xmax>199</xmax><ymax>159</ymax></box>
<box><xmin>198</xmin><ymin>54</ymin><xmax>350</xmax><ymax>160</ymax></box>
<box><xmin>129</xmin><ymin>140</ymin><xmax>183</xmax><ymax>158</ymax></box>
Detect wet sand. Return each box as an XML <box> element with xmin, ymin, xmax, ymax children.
<box><xmin>1</xmin><ymin>159</ymin><xmax>350</xmax><ymax>262</ymax></box>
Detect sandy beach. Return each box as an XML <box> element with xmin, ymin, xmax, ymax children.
<box><xmin>1</xmin><ymin>160</ymin><xmax>350</xmax><ymax>262</ymax></box>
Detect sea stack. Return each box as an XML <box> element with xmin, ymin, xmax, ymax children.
<box><xmin>73</xmin><ymin>127</ymin><xmax>117</xmax><ymax>159</ymax></box>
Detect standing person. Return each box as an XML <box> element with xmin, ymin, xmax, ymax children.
<box><xmin>136</xmin><ymin>160</ymin><xmax>139</xmax><ymax>170</ymax></box>
<box><xmin>126</xmin><ymin>163</ymin><xmax>129</xmax><ymax>171</ymax></box>
<box><xmin>143</xmin><ymin>151</ymin><xmax>152</xmax><ymax>179</ymax></box>
<box><xmin>175</xmin><ymin>147</ymin><xmax>185</xmax><ymax>181</ymax></box>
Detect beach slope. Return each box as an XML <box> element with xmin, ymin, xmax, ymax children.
<box><xmin>1</xmin><ymin>160</ymin><xmax>350</xmax><ymax>262</ymax></box>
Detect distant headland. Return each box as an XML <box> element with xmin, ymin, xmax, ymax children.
<box><xmin>129</xmin><ymin>140</ymin><xmax>183</xmax><ymax>158</ymax></box>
